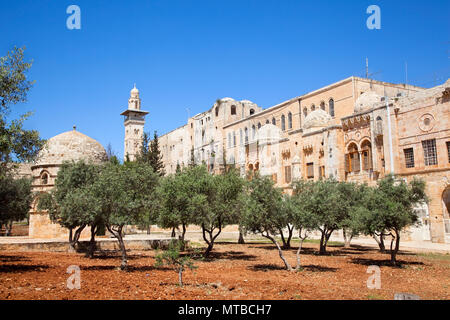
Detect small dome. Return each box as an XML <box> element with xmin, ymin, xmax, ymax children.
<box><xmin>36</xmin><ymin>129</ymin><xmax>108</xmax><ymax>166</ymax></box>
<box><xmin>355</xmin><ymin>91</ymin><xmax>382</xmax><ymax>113</ymax></box>
<box><xmin>303</xmin><ymin>109</ymin><xmax>331</xmax><ymax>130</ymax></box>
<box><xmin>220</xmin><ymin>97</ymin><xmax>235</xmax><ymax>102</ymax></box>
<box><xmin>240</xmin><ymin>99</ymin><xmax>255</xmax><ymax>104</ymax></box>
<box><xmin>130</xmin><ymin>84</ymin><xmax>139</xmax><ymax>96</ymax></box>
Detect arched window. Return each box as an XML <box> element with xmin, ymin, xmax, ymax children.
<box><xmin>376</xmin><ymin>116</ymin><xmax>383</xmax><ymax>135</ymax></box>
<box><xmin>320</xmin><ymin>101</ymin><xmax>325</xmax><ymax>111</ymax></box>
<box><xmin>239</xmin><ymin>129</ymin><xmax>243</xmax><ymax>145</ymax></box>
<box><xmin>361</xmin><ymin>140</ymin><xmax>373</xmax><ymax>171</ymax></box>
<box><xmin>233</xmin><ymin>131</ymin><xmax>236</xmax><ymax>146</ymax></box>
<box><xmin>329</xmin><ymin>98</ymin><xmax>335</xmax><ymax>117</ymax></box>
<box><xmin>266</xmin><ymin>119</ymin><xmax>270</xmax><ymax>124</ymax></box>
<box><xmin>252</xmin><ymin>125</ymin><xmax>256</xmax><ymax>139</ymax></box>
<box><xmin>250</xmin><ymin>109</ymin><xmax>255</xmax><ymax>115</ymax></box>
<box><xmin>41</xmin><ymin>172</ymin><xmax>48</xmax><ymax>185</ymax></box>
<box><xmin>303</xmin><ymin>107</ymin><xmax>308</xmax><ymax>117</ymax></box>
<box><xmin>257</xmin><ymin>122</ymin><xmax>261</xmax><ymax>129</ymax></box>
<box><xmin>288</xmin><ymin>112</ymin><xmax>292</xmax><ymax>129</ymax></box>
<box><xmin>228</xmin><ymin>133</ymin><xmax>231</xmax><ymax>148</ymax></box>
<box><xmin>215</xmin><ymin>107</ymin><xmax>219</xmax><ymax>117</ymax></box>
<box><xmin>345</xmin><ymin>143</ymin><xmax>360</xmax><ymax>173</ymax></box>
<box><xmin>244</xmin><ymin>127</ymin><xmax>249</xmax><ymax>144</ymax></box>
<box><xmin>231</xmin><ymin>105</ymin><xmax>236</xmax><ymax>115</ymax></box>
<box><xmin>311</xmin><ymin>104</ymin><xmax>316</xmax><ymax>111</ymax></box>
<box><xmin>272</xmin><ymin>117</ymin><xmax>276</xmax><ymax>125</ymax></box>
<box><xmin>281</xmin><ymin>114</ymin><xmax>286</xmax><ymax>131</ymax></box>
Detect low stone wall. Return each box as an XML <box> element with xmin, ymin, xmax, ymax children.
<box><xmin>0</xmin><ymin>238</ymin><xmax>181</xmax><ymax>253</ymax></box>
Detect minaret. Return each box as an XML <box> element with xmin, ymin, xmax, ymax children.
<box><xmin>121</xmin><ymin>84</ymin><xmax>149</xmax><ymax>161</ymax></box>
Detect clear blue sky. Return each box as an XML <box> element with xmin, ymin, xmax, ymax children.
<box><xmin>1</xmin><ymin>0</ymin><xmax>449</xmax><ymax>159</ymax></box>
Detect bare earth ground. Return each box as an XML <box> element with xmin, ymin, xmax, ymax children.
<box><xmin>0</xmin><ymin>242</ymin><xmax>449</xmax><ymax>300</ymax></box>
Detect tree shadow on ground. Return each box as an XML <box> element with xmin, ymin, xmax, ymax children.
<box><xmin>249</xmin><ymin>263</ymin><xmax>338</xmax><ymax>272</ymax></box>
<box><xmin>81</xmin><ymin>264</ymin><xmax>170</xmax><ymax>272</ymax></box>
<box><xmin>0</xmin><ymin>255</ymin><xmax>30</xmax><ymax>263</ymax></box>
<box><xmin>0</xmin><ymin>264</ymin><xmax>49</xmax><ymax>273</ymax></box>
<box><xmin>247</xmin><ymin>244</ymin><xmax>352</xmax><ymax>257</ymax></box>
<box><xmin>301</xmin><ymin>264</ymin><xmax>338</xmax><ymax>272</ymax></box>
<box><xmin>89</xmin><ymin>251</ymin><xmax>140</xmax><ymax>261</ymax></box>
<box><xmin>201</xmin><ymin>250</ymin><xmax>258</xmax><ymax>262</ymax></box>
<box><xmin>350</xmin><ymin>257</ymin><xmax>426</xmax><ymax>268</ymax></box>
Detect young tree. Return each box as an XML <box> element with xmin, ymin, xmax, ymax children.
<box><xmin>0</xmin><ymin>46</ymin><xmax>45</xmax><ymax>177</ymax></box>
<box><xmin>157</xmin><ymin>170</ymin><xmax>196</xmax><ymax>242</ymax></box>
<box><xmin>0</xmin><ymin>175</ymin><xmax>32</xmax><ymax>236</ymax></box>
<box><xmin>335</xmin><ymin>182</ymin><xmax>370</xmax><ymax>248</ymax></box>
<box><xmin>196</xmin><ymin>167</ymin><xmax>244</xmax><ymax>257</ymax></box>
<box><xmin>154</xmin><ymin>241</ymin><xmax>197</xmax><ymax>287</ymax></box>
<box><xmin>285</xmin><ymin>189</ymin><xmax>316</xmax><ymax>270</ymax></box>
<box><xmin>240</xmin><ymin>174</ymin><xmax>294</xmax><ymax>270</ymax></box>
<box><xmin>291</xmin><ymin>179</ymin><xmax>346</xmax><ymax>255</ymax></box>
<box><xmin>92</xmin><ymin>161</ymin><xmax>160</xmax><ymax>269</ymax></box>
<box><xmin>136</xmin><ymin>132</ymin><xmax>151</xmax><ymax>164</ymax></box>
<box><xmin>149</xmin><ymin>131</ymin><xmax>165</xmax><ymax>176</ymax></box>
<box><xmin>357</xmin><ymin>175</ymin><xmax>427</xmax><ymax>265</ymax></box>
<box><xmin>38</xmin><ymin>160</ymin><xmax>102</xmax><ymax>254</ymax></box>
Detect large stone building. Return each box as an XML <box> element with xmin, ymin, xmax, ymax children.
<box><xmin>144</xmin><ymin>76</ymin><xmax>450</xmax><ymax>244</ymax></box>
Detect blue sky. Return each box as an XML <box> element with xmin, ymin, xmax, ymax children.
<box><xmin>1</xmin><ymin>0</ymin><xmax>449</xmax><ymax>159</ymax></box>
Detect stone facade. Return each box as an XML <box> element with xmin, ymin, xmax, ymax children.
<box><xmin>156</xmin><ymin>76</ymin><xmax>450</xmax><ymax>243</ymax></box>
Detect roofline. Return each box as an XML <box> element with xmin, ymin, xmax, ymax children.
<box><xmin>222</xmin><ymin>76</ymin><xmax>425</xmax><ymax>129</ymax></box>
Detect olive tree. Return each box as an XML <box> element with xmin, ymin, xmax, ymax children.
<box><xmin>0</xmin><ymin>175</ymin><xmax>32</xmax><ymax>235</ymax></box>
<box><xmin>240</xmin><ymin>174</ymin><xmax>295</xmax><ymax>270</ymax></box>
<box><xmin>92</xmin><ymin>161</ymin><xmax>160</xmax><ymax>269</ymax></box>
<box><xmin>356</xmin><ymin>175</ymin><xmax>427</xmax><ymax>265</ymax></box>
<box><xmin>38</xmin><ymin>160</ymin><xmax>102</xmax><ymax>254</ymax></box>
<box><xmin>196</xmin><ymin>167</ymin><xmax>244</xmax><ymax>257</ymax></box>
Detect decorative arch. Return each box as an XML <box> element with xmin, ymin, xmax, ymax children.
<box><xmin>320</xmin><ymin>101</ymin><xmax>326</xmax><ymax>111</ymax></box>
<box><xmin>39</xmin><ymin>170</ymin><xmax>50</xmax><ymax>185</ymax></box>
<box><xmin>345</xmin><ymin>142</ymin><xmax>360</xmax><ymax>173</ymax></box>
<box><xmin>288</xmin><ymin>112</ymin><xmax>292</xmax><ymax>129</ymax></box>
<box><xmin>329</xmin><ymin>98</ymin><xmax>335</xmax><ymax>117</ymax></box>
<box><xmin>360</xmin><ymin>139</ymin><xmax>373</xmax><ymax>171</ymax></box>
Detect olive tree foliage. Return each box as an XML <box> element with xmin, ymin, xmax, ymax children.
<box><xmin>196</xmin><ymin>167</ymin><xmax>244</xmax><ymax>257</ymax></box>
<box><xmin>37</xmin><ymin>161</ymin><xmax>102</xmax><ymax>253</ymax></box>
<box><xmin>157</xmin><ymin>167</ymin><xmax>199</xmax><ymax>242</ymax></box>
<box><xmin>0</xmin><ymin>174</ymin><xmax>32</xmax><ymax>235</ymax></box>
<box><xmin>239</xmin><ymin>174</ymin><xmax>295</xmax><ymax>269</ymax></box>
<box><xmin>91</xmin><ymin>161</ymin><xmax>160</xmax><ymax>270</ymax></box>
<box><xmin>355</xmin><ymin>175</ymin><xmax>427</xmax><ymax>265</ymax></box>
<box><xmin>0</xmin><ymin>46</ymin><xmax>44</xmax><ymax>177</ymax></box>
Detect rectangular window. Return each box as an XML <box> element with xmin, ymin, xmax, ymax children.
<box><xmin>422</xmin><ymin>139</ymin><xmax>438</xmax><ymax>166</ymax></box>
<box><xmin>306</xmin><ymin>163</ymin><xmax>314</xmax><ymax>179</ymax></box>
<box><xmin>319</xmin><ymin>166</ymin><xmax>325</xmax><ymax>179</ymax></box>
<box><xmin>403</xmin><ymin>148</ymin><xmax>415</xmax><ymax>168</ymax></box>
<box><xmin>447</xmin><ymin>141</ymin><xmax>450</xmax><ymax>163</ymax></box>
<box><xmin>284</xmin><ymin>166</ymin><xmax>292</xmax><ymax>184</ymax></box>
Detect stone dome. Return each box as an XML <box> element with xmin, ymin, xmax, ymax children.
<box><xmin>303</xmin><ymin>109</ymin><xmax>331</xmax><ymax>130</ymax></box>
<box><xmin>354</xmin><ymin>91</ymin><xmax>382</xmax><ymax>113</ymax></box>
<box><xmin>130</xmin><ymin>84</ymin><xmax>139</xmax><ymax>96</ymax></box>
<box><xmin>35</xmin><ymin>129</ymin><xmax>108</xmax><ymax>166</ymax></box>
